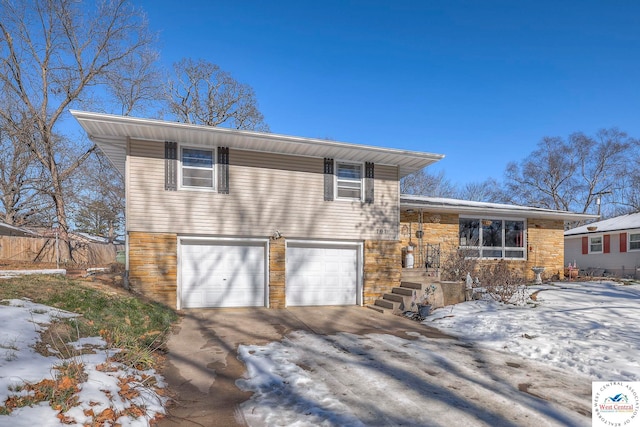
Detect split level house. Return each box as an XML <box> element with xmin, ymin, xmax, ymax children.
<box><xmin>71</xmin><ymin>110</ymin><xmax>595</xmax><ymax>310</ymax></box>
<box><xmin>565</xmin><ymin>212</ymin><xmax>640</xmax><ymax>278</ymax></box>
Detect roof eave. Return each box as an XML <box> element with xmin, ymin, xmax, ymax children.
<box><xmin>71</xmin><ymin>110</ymin><xmax>444</xmax><ymax>177</ymax></box>
<box><xmin>400</xmin><ymin>200</ymin><xmax>598</xmax><ymax>221</ymax></box>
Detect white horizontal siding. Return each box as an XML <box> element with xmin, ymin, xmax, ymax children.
<box><xmin>127</xmin><ymin>141</ymin><xmax>399</xmax><ymax>240</ymax></box>
<box><xmin>565</xmin><ymin>233</ymin><xmax>640</xmax><ymax>276</ymax></box>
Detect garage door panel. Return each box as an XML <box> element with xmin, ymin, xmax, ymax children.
<box><xmin>286</xmin><ymin>244</ymin><xmax>359</xmax><ymax>306</ymax></box>
<box><xmin>180</xmin><ymin>241</ymin><xmax>266</xmax><ymax>308</ymax></box>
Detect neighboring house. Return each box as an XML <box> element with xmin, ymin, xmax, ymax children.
<box><xmin>399</xmin><ymin>197</ymin><xmax>596</xmax><ymax>280</ymax></box>
<box><xmin>0</xmin><ymin>221</ymin><xmax>39</xmax><ymax>237</ymax></box>
<box><xmin>72</xmin><ymin>232</ymin><xmax>125</xmax><ymax>246</ymax></box>
<box><xmin>71</xmin><ymin>110</ymin><xmax>595</xmax><ymax>310</ymax></box>
<box><xmin>565</xmin><ymin>212</ymin><xmax>640</xmax><ymax>278</ymax></box>
<box><xmin>71</xmin><ymin>110</ymin><xmax>444</xmax><ymax>309</ymax></box>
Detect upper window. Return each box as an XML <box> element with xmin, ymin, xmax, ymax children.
<box><xmin>182</xmin><ymin>147</ymin><xmax>214</xmax><ymax>189</ymax></box>
<box><xmin>589</xmin><ymin>236</ymin><xmax>603</xmax><ymax>253</ymax></box>
<box><xmin>336</xmin><ymin>162</ymin><xmax>362</xmax><ymax>200</ymax></box>
<box><xmin>459</xmin><ymin>218</ymin><xmax>525</xmax><ymax>259</ymax></box>
<box><xmin>629</xmin><ymin>233</ymin><xmax>640</xmax><ymax>251</ymax></box>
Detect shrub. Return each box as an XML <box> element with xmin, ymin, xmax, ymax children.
<box><xmin>477</xmin><ymin>260</ymin><xmax>528</xmax><ymax>304</ymax></box>
<box><xmin>440</xmin><ymin>245</ymin><xmax>479</xmax><ymax>282</ymax></box>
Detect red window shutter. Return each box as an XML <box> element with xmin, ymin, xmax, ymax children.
<box><xmin>582</xmin><ymin>236</ymin><xmax>588</xmax><ymax>254</ymax></box>
<box><xmin>603</xmin><ymin>234</ymin><xmax>610</xmax><ymax>253</ymax></box>
<box><xmin>620</xmin><ymin>233</ymin><xmax>627</xmax><ymax>253</ymax></box>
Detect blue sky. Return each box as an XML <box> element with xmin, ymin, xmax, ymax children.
<box><xmin>136</xmin><ymin>0</ymin><xmax>640</xmax><ymax>187</ymax></box>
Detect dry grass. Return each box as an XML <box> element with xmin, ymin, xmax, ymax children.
<box><xmin>0</xmin><ymin>273</ymin><xmax>178</xmax><ymax>420</ymax></box>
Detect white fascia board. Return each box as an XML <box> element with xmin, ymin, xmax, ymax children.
<box><xmin>400</xmin><ymin>197</ymin><xmax>598</xmax><ymax>221</ymax></box>
<box><xmin>70</xmin><ymin>110</ymin><xmax>444</xmax><ymax>177</ymax></box>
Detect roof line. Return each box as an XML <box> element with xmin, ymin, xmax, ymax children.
<box><xmin>70</xmin><ymin>110</ymin><xmax>445</xmax><ymax>162</ymax></box>
<box><xmin>400</xmin><ymin>195</ymin><xmax>598</xmax><ymax>221</ymax></box>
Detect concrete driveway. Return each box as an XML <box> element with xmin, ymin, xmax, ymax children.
<box><xmin>157</xmin><ymin>307</ymin><xmax>452</xmax><ymax>426</ymax></box>
<box><xmin>157</xmin><ymin>307</ymin><xmax>590</xmax><ymax>427</ymax></box>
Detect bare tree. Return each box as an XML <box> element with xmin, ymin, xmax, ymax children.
<box><xmin>105</xmin><ymin>48</ymin><xmax>164</xmax><ymax>116</ymax></box>
<box><xmin>71</xmin><ymin>150</ymin><xmax>125</xmax><ymax>242</ymax></box>
<box><xmin>571</xmin><ymin>129</ymin><xmax>634</xmax><ymax>215</ymax></box>
<box><xmin>0</xmin><ymin>113</ymin><xmax>48</xmax><ymax>225</ymax></box>
<box><xmin>457</xmin><ymin>178</ymin><xmax>505</xmax><ymax>203</ymax></box>
<box><xmin>502</xmin><ymin>129</ymin><xmax>637</xmax><ymax>215</ymax></box>
<box><xmin>503</xmin><ymin>136</ymin><xmax>577</xmax><ymax>211</ymax></box>
<box><xmin>606</xmin><ymin>141</ymin><xmax>640</xmax><ymax>216</ymax></box>
<box><xmin>166</xmin><ymin>58</ymin><xmax>269</xmax><ymax>131</ymax></box>
<box><xmin>400</xmin><ymin>169</ymin><xmax>457</xmax><ymax>197</ymax></box>
<box><xmin>0</xmin><ymin>0</ymin><xmax>156</xmax><ymax>236</ymax></box>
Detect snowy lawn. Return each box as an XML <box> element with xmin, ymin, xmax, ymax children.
<box><xmin>0</xmin><ymin>299</ymin><xmax>167</xmax><ymax>426</ymax></box>
<box><xmin>237</xmin><ymin>281</ymin><xmax>640</xmax><ymax>426</ymax></box>
<box><xmin>429</xmin><ymin>280</ymin><xmax>640</xmax><ymax>381</ymax></box>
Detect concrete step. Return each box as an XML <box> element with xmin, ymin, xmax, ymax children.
<box><xmin>374</xmin><ymin>299</ymin><xmax>397</xmax><ymax>310</ymax></box>
<box><xmin>401</xmin><ymin>268</ymin><xmax>440</xmax><ymax>283</ymax></box>
<box><xmin>400</xmin><ymin>281</ymin><xmax>423</xmax><ymax>290</ymax></box>
<box><xmin>366</xmin><ymin>304</ymin><xmax>387</xmax><ymax>314</ymax></box>
<box><xmin>382</xmin><ymin>293</ymin><xmax>404</xmax><ymax>303</ymax></box>
<box><xmin>392</xmin><ymin>287</ymin><xmax>414</xmax><ymax>296</ymax></box>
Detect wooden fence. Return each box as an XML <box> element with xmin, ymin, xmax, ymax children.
<box><xmin>0</xmin><ymin>235</ymin><xmax>123</xmax><ymax>266</ymax></box>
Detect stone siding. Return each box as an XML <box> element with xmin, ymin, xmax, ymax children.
<box><xmin>525</xmin><ymin>218</ymin><xmax>566</xmax><ymax>280</ymax></box>
<box><xmin>128</xmin><ymin>232</ymin><xmax>177</xmax><ymax>308</ymax></box>
<box><xmin>400</xmin><ymin>211</ymin><xmax>460</xmax><ymax>268</ymax></box>
<box><xmin>126</xmin><ymin>217</ymin><xmax>566</xmax><ymax>309</ymax></box>
<box><xmin>400</xmin><ymin>211</ymin><xmax>459</xmax><ymax>248</ymax></box>
<box><xmin>400</xmin><ymin>212</ymin><xmax>566</xmax><ymax>281</ymax></box>
<box><xmin>269</xmin><ymin>238</ymin><xmax>286</xmax><ymax>308</ymax></box>
<box><xmin>363</xmin><ymin>240</ymin><xmax>402</xmax><ymax>305</ymax></box>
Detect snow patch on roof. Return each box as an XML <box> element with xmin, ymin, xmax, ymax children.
<box><xmin>400</xmin><ymin>195</ymin><xmax>596</xmax><ymax>220</ymax></box>
<box><xmin>401</xmin><ymin>195</ymin><xmax>547</xmax><ymax>212</ymax></box>
<box><xmin>0</xmin><ymin>222</ymin><xmax>39</xmax><ymax>237</ymax></box>
<box><xmin>565</xmin><ymin>211</ymin><xmax>640</xmax><ymax>236</ymax></box>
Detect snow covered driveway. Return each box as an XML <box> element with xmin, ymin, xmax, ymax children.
<box><xmin>234</xmin><ymin>281</ymin><xmax>640</xmax><ymax>426</ymax></box>
<box><xmin>238</xmin><ymin>329</ymin><xmax>590</xmax><ymax>426</ymax></box>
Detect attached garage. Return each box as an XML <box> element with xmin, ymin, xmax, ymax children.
<box><xmin>286</xmin><ymin>241</ymin><xmax>362</xmax><ymax>306</ymax></box>
<box><xmin>179</xmin><ymin>239</ymin><xmax>268</xmax><ymax>309</ymax></box>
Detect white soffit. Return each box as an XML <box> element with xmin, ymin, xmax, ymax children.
<box><xmin>70</xmin><ymin>110</ymin><xmax>444</xmax><ymax>177</ymax></box>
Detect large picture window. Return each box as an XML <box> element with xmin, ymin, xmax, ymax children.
<box><xmin>629</xmin><ymin>233</ymin><xmax>640</xmax><ymax>251</ymax></box>
<box><xmin>459</xmin><ymin>218</ymin><xmax>525</xmax><ymax>259</ymax></box>
<box><xmin>336</xmin><ymin>162</ymin><xmax>362</xmax><ymax>200</ymax></box>
<box><xmin>182</xmin><ymin>147</ymin><xmax>214</xmax><ymax>189</ymax></box>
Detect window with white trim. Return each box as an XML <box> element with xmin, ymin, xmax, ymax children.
<box><xmin>629</xmin><ymin>232</ymin><xmax>640</xmax><ymax>251</ymax></box>
<box><xmin>589</xmin><ymin>235</ymin><xmax>603</xmax><ymax>253</ymax></box>
<box><xmin>181</xmin><ymin>147</ymin><xmax>214</xmax><ymax>189</ymax></box>
<box><xmin>459</xmin><ymin>218</ymin><xmax>526</xmax><ymax>259</ymax></box>
<box><xmin>336</xmin><ymin>162</ymin><xmax>362</xmax><ymax>200</ymax></box>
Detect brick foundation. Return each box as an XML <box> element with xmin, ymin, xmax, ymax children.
<box><xmin>127</xmin><ymin>232</ymin><xmax>405</xmax><ymax>308</ymax></box>
<box><xmin>363</xmin><ymin>240</ymin><xmax>402</xmax><ymax>305</ymax></box>
<box><xmin>128</xmin><ymin>232</ymin><xmax>177</xmax><ymax>308</ymax></box>
<box><xmin>269</xmin><ymin>238</ymin><xmax>286</xmax><ymax>308</ymax></box>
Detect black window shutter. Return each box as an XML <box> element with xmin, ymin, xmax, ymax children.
<box><xmin>218</xmin><ymin>147</ymin><xmax>229</xmax><ymax>194</ymax></box>
<box><xmin>365</xmin><ymin>162</ymin><xmax>374</xmax><ymax>203</ymax></box>
<box><xmin>324</xmin><ymin>158</ymin><xmax>334</xmax><ymax>201</ymax></box>
<box><xmin>165</xmin><ymin>141</ymin><xmax>177</xmax><ymax>191</ymax></box>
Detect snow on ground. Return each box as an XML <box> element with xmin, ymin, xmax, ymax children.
<box><xmin>428</xmin><ymin>280</ymin><xmax>640</xmax><ymax>381</ymax></box>
<box><xmin>0</xmin><ymin>299</ymin><xmax>167</xmax><ymax>426</ymax></box>
<box><xmin>4</xmin><ymin>281</ymin><xmax>639</xmax><ymax>426</ymax></box>
<box><xmin>237</xmin><ymin>281</ymin><xmax>640</xmax><ymax>426</ymax></box>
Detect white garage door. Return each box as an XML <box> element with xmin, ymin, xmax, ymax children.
<box><xmin>180</xmin><ymin>240</ymin><xmax>266</xmax><ymax>308</ymax></box>
<box><xmin>286</xmin><ymin>243</ymin><xmax>360</xmax><ymax>306</ymax></box>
